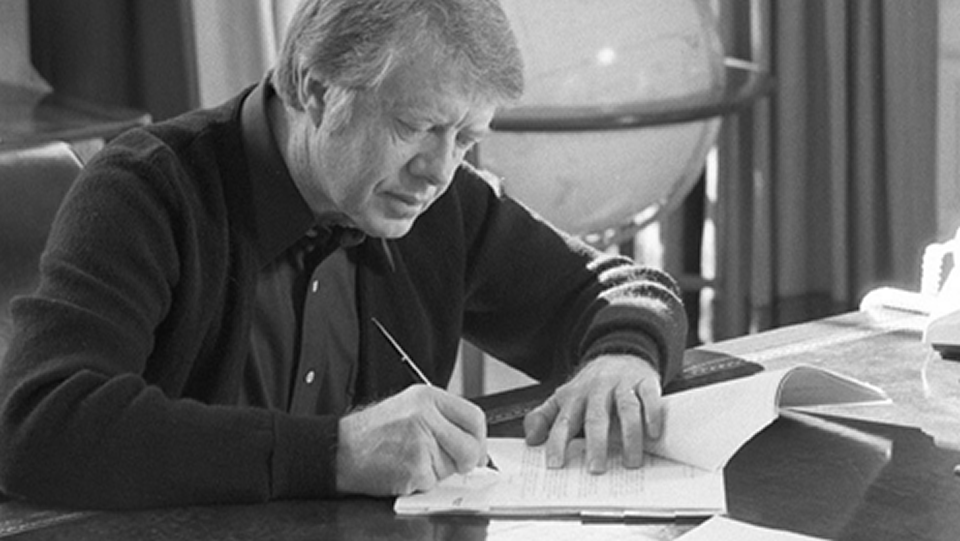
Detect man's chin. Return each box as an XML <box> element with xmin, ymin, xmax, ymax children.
<box><xmin>368</xmin><ymin>218</ymin><xmax>416</xmax><ymax>239</ymax></box>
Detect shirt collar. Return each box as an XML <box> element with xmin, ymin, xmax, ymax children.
<box><xmin>240</xmin><ymin>75</ymin><xmax>317</xmax><ymax>266</ymax></box>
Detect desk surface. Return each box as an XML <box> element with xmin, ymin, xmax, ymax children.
<box><xmin>4</xmin><ymin>308</ymin><xmax>960</xmax><ymax>540</ymax></box>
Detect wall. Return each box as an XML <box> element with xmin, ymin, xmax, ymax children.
<box><xmin>940</xmin><ymin>0</ymin><xmax>960</xmax><ymax>239</ymax></box>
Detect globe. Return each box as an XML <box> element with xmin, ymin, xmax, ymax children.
<box><xmin>479</xmin><ymin>0</ymin><xmax>726</xmax><ymax>237</ymax></box>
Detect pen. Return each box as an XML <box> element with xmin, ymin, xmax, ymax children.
<box><xmin>372</xmin><ymin>317</ymin><xmax>432</xmax><ymax>387</ymax></box>
<box><xmin>371</xmin><ymin>317</ymin><xmax>498</xmax><ymax>472</ymax></box>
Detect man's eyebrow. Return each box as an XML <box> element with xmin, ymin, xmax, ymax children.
<box><xmin>385</xmin><ymin>97</ymin><xmax>493</xmax><ymax>133</ymax></box>
<box><xmin>392</xmin><ymin>108</ymin><xmax>443</xmax><ymax>128</ymax></box>
<box><xmin>397</xmin><ymin>111</ymin><xmax>490</xmax><ymax>135</ymax></box>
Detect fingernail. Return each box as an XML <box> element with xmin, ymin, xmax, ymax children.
<box><xmin>547</xmin><ymin>455</ymin><xmax>563</xmax><ymax>468</ymax></box>
<box><xmin>588</xmin><ymin>458</ymin><xmax>606</xmax><ymax>473</ymax></box>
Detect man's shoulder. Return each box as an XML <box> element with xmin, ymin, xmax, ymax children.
<box><xmin>142</xmin><ymin>95</ymin><xmax>245</xmax><ymax>161</ymax></box>
<box><xmin>455</xmin><ymin>162</ymin><xmax>504</xmax><ymax>197</ymax></box>
<box><xmin>84</xmin><ymin>94</ymin><xmax>247</xmax><ymax>197</ymax></box>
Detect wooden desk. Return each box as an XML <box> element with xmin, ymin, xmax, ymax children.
<box><xmin>4</xmin><ymin>308</ymin><xmax>960</xmax><ymax>540</ymax></box>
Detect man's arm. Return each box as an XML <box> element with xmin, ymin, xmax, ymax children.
<box><xmin>453</xmin><ymin>169</ymin><xmax>688</xmax><ymax>471</ymax></box>
<box><xmin>0</xmin><ymin>144</ymin><xmax>336</xmax><ymax>509</ymax></box>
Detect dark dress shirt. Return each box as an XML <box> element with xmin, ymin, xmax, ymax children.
<box><xmin>238</xmin><ymin>80</ymin><xmax>370</xmax><ymax>416</ymax></box>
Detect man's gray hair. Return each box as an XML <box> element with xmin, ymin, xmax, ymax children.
<box><xmin>272</xmin><ymin>0</ymin><xmax>524</xmax><ymax>114</ymax></box>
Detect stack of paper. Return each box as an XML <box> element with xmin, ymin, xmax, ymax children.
<box><xmin>395</xmin><ymin>438</ymin><xmax>724</xmax><ymax>517</ymax></box>
<box><xmin>396</xmin><ymin>364</ymin><xmax>889</xmax><ymax>518</ymax></box>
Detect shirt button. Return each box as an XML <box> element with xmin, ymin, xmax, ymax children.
<box><xmin>311</xmin><ymin>280</ymin><xmax>319</xmax><ymax>293</ymax></box>
<box><xmin>305</xmin><ymin>370</ymin><xmax>315</xmax><ymax>384</ymax></box>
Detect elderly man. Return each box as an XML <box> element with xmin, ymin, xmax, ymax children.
<box><xmin>0</xmin><ymin>0</ymin><xmax>686</xmax><ymax>509</ymax></box>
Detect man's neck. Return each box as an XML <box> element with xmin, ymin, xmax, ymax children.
<box><xmin>265</xmin><ymin>93</ymin><xmax>343</xmax><ymax>224</ymax></box>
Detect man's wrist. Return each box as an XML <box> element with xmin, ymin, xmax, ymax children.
<box><xmin>581</xmin><ymin>331</ymin><xmax>662</xmax><ymax>376</ymax></box>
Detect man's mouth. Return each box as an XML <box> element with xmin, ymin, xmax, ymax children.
<box><xmin>387</xmin><ymin>192</ymin><xmax>427</xmax><ymax>208</ymax></box>
<box><xmin>382</xmin><ymin>191</ymin><xmax>430</xmax><ymax>218</ymax></box>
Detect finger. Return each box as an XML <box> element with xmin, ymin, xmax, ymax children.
<box><xmin>584</xmin><ymin>387</ymin><xmax>613</xmax><ymax>473</ymax></box>
<box><xmin>432</xmin><ymin>390</ymin><xmax>488</xmax><ymax>440</ymax></box>
<box><xmin>428</xmin><ymin>392</ymin><xmax>487</xmax><ymax>474</ymax></box>
<box><xmin>545</xmin><ymin>395</ymin><xmax>585</xmax><ymax>469</ymax></box>
<box><xmin>615</xmin><ymin>382</ymin><xmax>644</xmax><ymax>468</ymax></box>
<box><xmin>524</xmin><ymin>395</ymin><xmax>560</xmax><ymax>446</ymax></box>
<box><xmin>429</xmin><ymin>438</ymin><xmax>460</xmax><ymax>482</ymax></box>
<box><xmin>636</xmin><ymin>377</ymin><xmax>664</xmax><ymax>440</ymax></box>
<box><xmin>398</xmin><ymin>434</ymin><xmax>461</xmax><ymax>495</ymax></box>
<box><xmin>427</xmin><ymin>416</ymin><xmax>483</xmax><ymax>475</ymax></box>
<box><xmin>397</xmin><ymin>443</ymin><xmax>442</xmax><ymax>496</ymax></box>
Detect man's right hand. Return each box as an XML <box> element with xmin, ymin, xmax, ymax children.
<box><xmin>336</xmin><ymin>384</ymin><xmax>489</xmax><ymax>496</ymax></box>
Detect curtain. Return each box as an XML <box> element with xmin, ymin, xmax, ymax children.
<box><xmin>29</xmin><ymin>0</ymin><xmax>300</xmax><ymax>120</ymax></box>
<box><xmin>713</xmin><ymin>0</ymin><xmax>938</xmax><ymax>337</ymax></box>
<box><xmin>29</xmin><ymin>0</ymin><xmax>195</xmax><ymax>122</ymax></box>
<box><xmin>186</xmin><ymin>0</ymin><xmax>298</xmax><ymax>108</ymax></box>
<box><xmin>25</xmin><ymin>0</ymin><xmax>300</xmax><ymax>167</ymax></box>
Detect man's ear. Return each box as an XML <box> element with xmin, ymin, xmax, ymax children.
<box><xmin>297</xmin><ymin>68</ymin><xmax>326</xmax><ymax>126</ymax></box>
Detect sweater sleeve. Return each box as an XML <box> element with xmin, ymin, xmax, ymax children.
<box><xmin>0</xmin><ymin>139</ymin><xmax>339</xmax><ymax>509</ymax></box>
<box><xmin>458</xmin><ymin>169</ymin><xmax>688</xmax><ymax>385</ymax></box>
<box><xmin>575</xmin><ymin>262</ymin><xmax>688</xmax><ymax>384</ymax></box>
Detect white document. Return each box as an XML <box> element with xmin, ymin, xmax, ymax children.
<box><xmin>396</xmin><ymin>364</ymin><xmax>887</xmax><ymax>518</ymax></box>
<box><xmin>487</xmin><ymin>519</ymin><xmax>662</xmax><ymax>540</ymax></box>
<box><xmin>679</xmin><ymin>516</ymin><xmax>829</xmax><ymax>540</ymax></box>
<box><xmin>395</xmin><ymin>438</ymin><xmax>725</xmax><ymax>517</ymax></box>
<box><xmin>646</xmin><ymin>364</ymin><xmax>890</xmax><ymax>471</ymax></box>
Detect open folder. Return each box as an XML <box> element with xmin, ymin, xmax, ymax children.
<box><xmin>395</xmin><ymin>364</ymin><xmax>890</xmax><ymax>517</ymax></box>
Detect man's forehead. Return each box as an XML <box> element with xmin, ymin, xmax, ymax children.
<box><xmin>382</xmin><ymin>90</ymin><xmax>495</xmax><ymax>132</ymax></box>
<box><xmin>377</xmin><ymin>53</ymin><xmax>498</xmax><ymax>118</ymax></box>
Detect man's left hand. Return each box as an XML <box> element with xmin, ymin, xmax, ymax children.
<box><xmin>523</xmin><ymin>355</ymin><xmax>663</xmax><ymax>473</ymax></box>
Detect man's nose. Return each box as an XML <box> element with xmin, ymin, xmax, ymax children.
<box><xmin>409</xmin><ymin>135</ymin><xmax>461</xmax><ymax>187</ymax></box>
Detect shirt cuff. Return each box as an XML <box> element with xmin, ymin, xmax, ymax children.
<box><xmin>581</xmin><ymin>330</ymin><xmax>662</xmax><ymax>373</ymax></box>
<box><xmin>270</xmin><ymin>413</ymin><xmax>339</xmax><ymax>499</ymax></box>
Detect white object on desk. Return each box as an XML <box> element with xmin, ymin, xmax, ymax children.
<box><xmin>859</xmin><ymin>226</ymin><xmax>960</xmax><ymax>359</ymax></box>
<box><xmin>858</xmin><ymin>286</ymin><xmax>936</xmax><ymax>315</ymax></box>
<box><xmin>487</xmin><ymin>520</ymin><xmax>662</xmax><ymax>541</ymax></box>
<box><xmin>921</xmin><ymin>227</ymin><xmax>960</xmax><ymax>358</ymax></box>
<box><xmin>926</xmin><ymin>310</ymin><xmax>960</xmax><ymax>359</ymax></box>
<box><xmin>679</xmin><ymin>516</ymin><xmax>828</xmax><ymax>541</ymax></box>
<box><xmin>646</xmin><ymin>365</ymin><xmax>889</xmax><ymax>471</ymax></box>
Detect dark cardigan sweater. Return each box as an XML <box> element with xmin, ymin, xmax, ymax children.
<box><xmin>0</xmin><ymin>85</ymin><xmax>687</xmax><ymax>510</ymax></box>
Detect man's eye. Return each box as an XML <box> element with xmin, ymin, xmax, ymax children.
<box><xmin>395</xmin><ymin>119</ymin><xmax>422</xmax><ymax>137</ymax></box>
